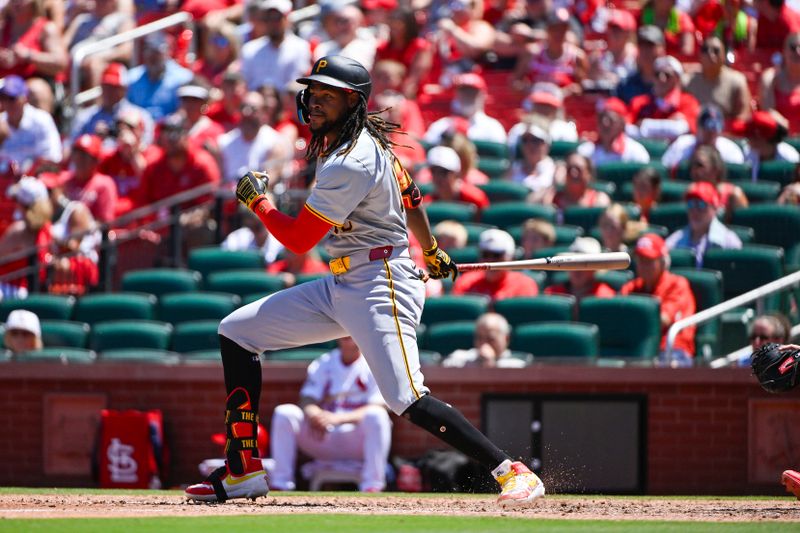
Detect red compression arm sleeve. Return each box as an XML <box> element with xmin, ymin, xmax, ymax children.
<box><xmin>251</xmin><ymin>197</ymin><xmax>332</xmax><ymax>254</ymax></box>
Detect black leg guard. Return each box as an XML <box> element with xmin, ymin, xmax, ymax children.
<box><xmin>219</xmin><ymin>335</ymin><xmax>262</xmax><ymax>411</ymax></box>
<box><xmin>402</xmin><ymin>394</ymin><xmax>509</xmax><ymax>470</ymax></box>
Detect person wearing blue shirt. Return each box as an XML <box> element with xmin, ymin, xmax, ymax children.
<box><xmin>126</xmin><ymin>32</ymin><xmax>193</xmax><ymax>121</ymax></box>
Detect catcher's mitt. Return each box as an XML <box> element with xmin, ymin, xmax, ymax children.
<box><xmin>750</xmin><ymin>343</ymin><xmax>800</xmax><ymax>394</ymax></box>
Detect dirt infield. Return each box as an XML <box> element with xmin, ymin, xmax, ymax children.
<box><xmin>1</xmin><ymin>493</ymin><xmax>799</xmax><ymax>522</ymax></box>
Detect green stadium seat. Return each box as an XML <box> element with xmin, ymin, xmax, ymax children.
<box><xmin>493</xmin><ymin>295</ymin><xmax>576</xmax><ymax>326</ymax></box>
<box><xmin>480</xmin><ymin>202</ymin><xmax>557</xmax><ymax>228</ymax></box>
<box><xmin>732</xmin><ymin>205</ymin><xmax>800</xmax><ymax>265</ymax></box>
<box><xmin>595</xmin><ymin>269</ymin><xmax>635</xmax><ymax>291</ymax></box>
<box><xmin>638</xmin><ymin>139</ymin><xmax>669</xmax><ymax>159</ymax></box>
<box><xmin>579</xmin><ymin>295</ymin><xmax>662</xmax><ymax>358</ymax></box>
<box><xmin>187</xmin><ymin>247</ymin><xmax>265</xmax><ymax>279</ymax></box>
<box><xmin>669</xmin><ymin>248</ymin><xmax>696</xmax><ymax>268</ymax></box>
<box><xmin>478</xmin><ymin>181</ymin><xmax>530</xmax><ymax>202</ymax></box>
<box><xmin>672</xmin><ymin>268</ymin><xmax>723</xmax><ymax>360</ymax></box>
<box><xmin>757</xmin><ymin>160</ymin><xmax>796</xmax><ymax>186</ymax></box>
<box><xmin>418</xmin><ymin>182</ymin><xmax>434</xmax><ymax>196</ymax></box>
<box><xmin>590</xmin><ymin>180</ymin><xmax>617</xmax><ymax>198</ymax></box>
<box><xmin>265</xmin><ymin>348</ymin><xmax>327</xmax><ymax>362</ymax></box>
<box><xmin>0</xmin><ymin>294</ymin><xmax>76</xmax><ymax>321</ymax></box>
<box><xmin>462</xmin><ymin>222</ymin><xmax>498</xmax><ymax>245</ymax></box>
<box><xmin>16</xmin><ymin>347</ymin><xmax>96</xmax><ymax>364</ymax></box>
<box><xmin>530</xmin><ymin>245</ymin><xmax>571</xmax><ymax>259</ymax></box>
<box><xmin>423</xmin><ymin>321</ymin><xmax>475</xmax><ymax>356</ymax></box>
<box><xmin>649</xmin><ymin>203</ymin><xmax>687</xmax><ymax>233</ymax></box>
<box><xmin>205</xmin><ymin>269</ymin><xmax>285</xmax><ymax>297</ymax></box>
<box><xmin>728</xmin><ymin>225</ymin><xmax>755</xmax><ymax>244</ymax></box>
<box><xmin>72</xmin><ymin>292</ymin><xmax>157</xmax><ymax>325</ymax></box>
<box><xmin>477</xmin><ymin>157</ymin><xmax>511</xmax><ymax>179</ymax></box>
<box><xmin>171</xmin><ymin>320</ymin><xmax>220</xmax><ymax>353</ymax></box>
<box><xmin>447</xmin><ymin>246</ymin><xmax>480</xmax><ymax>264</ymax></box>
<box><xmin>425</xmin><ymin>201</ymin><xmax>479</xmax><ymax>225</ymax></box>
<box><xmin>41</xmin><ymin>320</ymin><xmax>90</xmax><ymax>348</ymax></box>
<box><xmin>0</xmin><ymin>349</ymin><xmax>10</xmax><ymax>362</ymax></box>
<box><xmin>473</xmin><ymin>140</ymin><xmax>510</xmax><ymax>159</ymax></box>
<box><xmin>786</xmin><ymin>136</ymin><xmax>800</xmax><ymax>152</ymax></box>
<box><xmin>421</xmin><ymin>294</ymin><xmax>490</xmax><ymax>326</ymax></box>
<box><xmin>121</xmin><ymin>268</ymin><xmax>202</xmax><ymax>297</ymax></box>
<box><xmin>676</xmin><ymin>162</ymin><xmax>751</xmax><ymax>181</ymax></box>
<box><xmin>90</xmin><ymin>320</ymin><xmax>173</xmax><ymax>351</ymax></box>
<box><xmin>619</xmin><ymin>180</ymin><xmax>688</xmax><ymax>203</ymax></box>
<box><xmin>510</xmin><ymin>321</ymin><xmax>599</xmax><ymax>359</ymax></box>
<box><xmin>562</xmin><ymin>206</ymin><xmax>605</xmax><ymax>232</ymax></box>
<box><xmin>99</xmin><ymin>349</ymin><xmax>181</xmax><ymax>364</ymax></box>
<box><xmin>703</xmin><ymin>245</ymin><xmax>785</xmax><ymax>311</ymax></box>
<box><xmin>548</xmin><ymin>140</ymin><xmax>580</xmax><ymax>159</ymax></box>
<box><xmin>730</xmin><ymin>180</ymin><xmax>781</xmax><ymax>204</ymax></box>
<box><xmin>595</xmin><ymin>162</ymin><xmax>651</xmax><ymax>187</ymax></box>
<box><xmin>158</xmin><ymin>292</ymin><xmax>240</xmax><ymax>324</ymax></box>
<box><xmin>181</xmin><ymin>349</ymin><xmax>222</xmax><ymax>363</ymax></box>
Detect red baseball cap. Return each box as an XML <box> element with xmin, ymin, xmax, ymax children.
<box><xmin>527</xmin><ymin>82</ymin><xmax>563</xmax><ymax>108</ymax></box>
<box><xmin>452</xmin><ymin>72</ymin><xmax>487</xmax><ymax>92</ymax></box>
<box><xmin>597</xmin><ymin>97</ymin><xmax>630</xmax><ymax>123</ymax></box>
<box><xmin>607</xmin><ymin>9</ymin><xmax>637</xmax><ymax>32</ymax></box>
<box><xmin>685</xmin><ymin>181</ymin><xmax>720</xmax><ymax>208</ymax></box>
<box><xmin>101</xmin><ymin>63</ymin><xmax>128</xmax><ymax>87</ymax></box>
<box><xmin>72</xmin><ymin>134</ymin><xmax>103</xmax><ymax>159</ymax></box>
<box><xmin>39</xmin><ymin>171</ymin><xmax>72</xmax><ymax>189</ymax></box>
<box><xmin>733</xmin><ymin>110</ymin><xmax>789</xmax><ymax>142</ymax></box>
<box><xmin>634</xmin><ymin>233</ymin><xmax>668</xmax><ymax>259</ymax></box>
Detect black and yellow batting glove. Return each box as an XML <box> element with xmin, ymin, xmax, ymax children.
<box><xmin>236</xmin><ymin>171</ymin><xmax>270</xmax><ymax>210</ymax></box>
<box><xmin>423</xmin><ymin>238</ymin><xmax>459</xmax><ymax>281</ymax></box>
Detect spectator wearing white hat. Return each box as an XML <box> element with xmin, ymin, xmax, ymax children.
<box><xmin>313</xmin><ymin>3</ymin><xmax>377</xmax><ymax>71</ymax></box>
<box><xmin>443</xmin><ymin>312</ymin><xmax>527</xmax><ymax>369</ymax></box>
<box><xmin>3</xmin><ymin>309</ymin><xmax>43</xmax><ymax>354</ymax></box>
<box><xmin>452</xmin><ymin>229</ymin><xmax>539</xmax><ymax>301</ymax></box>
<box><xmin>422</xmin><ymin>72</ymin><xmax>508</xmax><ymax>145</ymax></box>
<box><xmin>544</xmin><ymin>237</ymin><xmax>616</xmax><ymax>313</ymax></box>
<box><xmin>423</xmin><ymin>146</ymin><xmax>489</xmax><ymax>211</ymax></box>
<box><xmin>628</xmin><ymin>55</ymin><xmax>700</xmax><ymax>142</ymax></box>
<box><xmin>506</xmin><ymin>122</ymin><xmax>557</xmax><ymax>203</ymax></box>
<box><xmin>177</xmin><ymin>84</ymin><xmax>225</xmax><ymax>156</ymax></box>
<box><xmin>0</xmin><ymin>76</ymin><xmax>62</xmax><ymax>173</ymax></box>
<box><xmin>71</xmin><ymin>63</ymin><xmax>155</xmax><ymax>148</ymax></box>
<box><xmin>241</xmin><ymin>0</ymin><xmax>311</xmax><ymax>92</ymax></box>
<box><xmin>0</xmin><ymin>176</ymin><xmax>53</xmax><ymax>300</ymax></box>
<box><xmin>507</xmin><ymin>83</ymin><xmax>578</xmax><ymax>150</ymax></box>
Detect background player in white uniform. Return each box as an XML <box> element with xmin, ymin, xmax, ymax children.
<box><xmin>185</xmin><ymin>56</ymin><xmax>544</xmax><ymax>507</ymax></box>
<box><xmin>270</xmin><ymin>337</ymin><xmax>391</xmax><ymax>492</ymax></box>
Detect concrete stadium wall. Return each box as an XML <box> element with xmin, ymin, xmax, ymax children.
<box><xmin>0</xmin><ymin>363</ymin><xmax>796</xmax><ymax>495</ymax></box>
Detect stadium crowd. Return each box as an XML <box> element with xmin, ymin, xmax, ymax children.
<box><xmin>0</xmin><ymin>0</ymin><xmax>799</xmax><ymax>366</ymax></box>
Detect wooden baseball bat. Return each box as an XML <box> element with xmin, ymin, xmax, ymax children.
<box><xmin>457</xmin><ymin>252</ymin><xmax>631</xmax><ymax>272</ymax></box>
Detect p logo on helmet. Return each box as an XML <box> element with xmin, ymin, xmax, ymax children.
<box><xmin>315</xmin><ymin>59</ymin><xmax>328</xmax><ymax>73</ymax></box>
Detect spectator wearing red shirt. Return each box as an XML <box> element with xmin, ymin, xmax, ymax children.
<box><xmin>57</xmin><ymin>134</ymin><xmax>118</xmax><ymax>223</ymax></box>
<box><xmin>267</xmin><ymin>249</ymin><xmax>329</xmax><ymax>288</ymax></box>
<box><xmin>369</xmin><ymin>59</ymin><xmax>425</xmax><ymax>140</ymax></box>
<box><xmin>136</xmin><ymin>113</ymin><xmax>221</xmax><ymax>208</ymax></box>
<box><xmin>754</xmin><ymin>0</ymin><xmax>800</xmax><ymax>54</ymax></box>
<box><xmin>177</xmin><ymin>84</ymin><xmax>225</xmax><ymax>157</ymax></box>
<box><xmin>97</xmin><ymin>108</ymin><xmax>161</xmax><ymax>216</ymax></box>
<box><xmin>374</xmin><ymin>8</ymin><xmax>432</xmax><ymax>98</ymax></box>
<box><xmin>552</xmin><ymin>153</ymin><xmax>612</xmax><ymax>210</ymax></box>
<box><xmin>759</xmin><ymin>32</ymin><xmax>800</xmax><ymax>134</ymax></box>
<box><xmin>629</xmin><ymin>56</ymin><xmax>700</xmax><ymax>142</ymax></box>
<box><xmin>206</xmin><ymin>71</ymin><xmax>247</xmax><ymax>131</ymax></box>
<box><xmin>545</xmin><ymin>237</ymin><xmax>616</xmax><ymax>313</ymax></box>
<box><xmin>452</xmin><ymin>229</ymin><xmax>539</xmax><ymax>301</ymax></box>
<box><xmin>423</xmin><ymin>146</ymin><xmax>489</xmax><ymax>211</ymax></box>
<box><xmin>619</xmin><ymin>233</ymin><xmax>696</xmax><ymax>366</ymax></box>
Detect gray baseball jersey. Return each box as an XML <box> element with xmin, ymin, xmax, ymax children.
<box><xmin>219</xmin><ymin>129</ymin><xmax>429</xmax><ymax>415</ymax></box>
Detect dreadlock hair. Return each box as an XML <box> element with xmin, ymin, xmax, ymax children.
<box><xmin>306</xmin><ymin>94</ymin><xmax>406</xmax><ymax>160</ymax></box>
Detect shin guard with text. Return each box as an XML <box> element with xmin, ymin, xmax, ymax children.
<box><xmin>224</xmin><ymin>387</ymin><xmax>259</xmax><ymax>476</ymax></box>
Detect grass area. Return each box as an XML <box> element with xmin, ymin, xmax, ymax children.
<box><xmin>1</xmin><ymin>515</ymin><xmax>799</xmax><ymax>533</ymax></box>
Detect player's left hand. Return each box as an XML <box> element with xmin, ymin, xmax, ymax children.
<box><xmin>236</xmin><ymin>171</ymin><xmax>270</xmax><ymax>209</ymax></box>
<box><xmin>423</xmin><ymin>240</ymin><xmax>458</xmax><ymax>281</ymax></box>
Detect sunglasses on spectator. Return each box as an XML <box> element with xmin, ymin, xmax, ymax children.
<box><xmin>687</xmin><ymin>199</ymin><xmax>709</xmax><ymax>210</ymax></box>
<box><xmin>700</xmin><ymin>44</ymin><xmax>722</xmax><ymax>54</ymax></box>
<box><xmin>430</xmin><ymin>166</ymin><xmax>454</xmax><ymax>176</ymax></box>
<box><xmin>750</xmin><ymin>332</ymin><xmax>778</xmax><ymax>342</ymax></box>
<box><xmin>787</xmin><ymin>42</ymin><xmax>800</xmax><ymax>55</ymax></box>
<box><xmin>656</xmin><ymin>70</ymin><xmax>675</xmax><ymax>80</ymax></box>
<box><xmin>521</xmin><ymin>135</ymin><xmax>544</xmax><ymax>144</ymax></box>
<box><xmin>258</xmin><ymin>11</ymin><xmax>284</xmax><ymax>22</ymax></box>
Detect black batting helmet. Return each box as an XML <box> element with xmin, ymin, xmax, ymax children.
<box><xmin>297</xmin><ymin>55</ymin><xmax>372</xmax><ymax>100</ymax></box>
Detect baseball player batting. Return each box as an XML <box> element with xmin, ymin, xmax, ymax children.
<box><xmin>185</xmin><ymin>55</ymin><xmax>544</xmax><ymax>507</ymax></box>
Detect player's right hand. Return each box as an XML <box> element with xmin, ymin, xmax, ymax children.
<box><xmin>423</xmin><ymin>239</ymin><xmax>458</xmax><ymax>281</ymax></box>
<box><xmin>236</xmin><ymin>171</ymin><xmax>270</xmax><ymax>210</ymax></box>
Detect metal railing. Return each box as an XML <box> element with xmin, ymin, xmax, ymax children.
<box><xmin>711</xmin><ymin>323</ymin><xmax>800</xmax><ymax>368</ymax></box>
<box><xmin>664</xmin><ymin>270</ymin><xmax>800</xmax><ymax>362</ymax></box>
<box><xmin>69</xmin><ymin>11</ymin><xmax>193</xmax><ymax>110</ymax></box>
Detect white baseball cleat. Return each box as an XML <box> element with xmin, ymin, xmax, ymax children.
<box><xmin>185</xmin><ymin>465</ymin><xmax>269</xmax><ymax>503</ymax></box>
<box><xmin>492</xmin><ymin>459</ymin><xmax>546</xmax><ymax>508</ymax></box>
